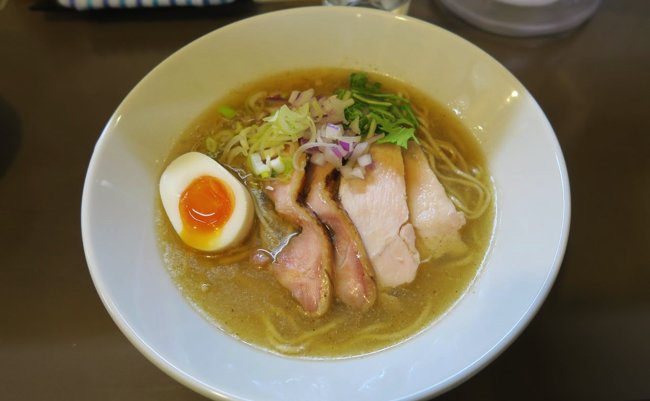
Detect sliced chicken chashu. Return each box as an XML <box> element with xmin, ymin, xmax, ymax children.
<box><xmin>339</xmin><ymin>143</ymin><xmax>420</xmax><ymax>288</ymax></box>
<box><xmin>403</xmin><ymin>142</ymin><xmax>466</xmax><ymax>259</ymax></box>
<box><xmin>306</xmin><ymin>163</ymin><xmax>377</xmax><ymax>311</ymax></box>
<box><xmin>264</xmin><ymin>157</ymin><xmax>333</xmax><ymax>316</ymax></box>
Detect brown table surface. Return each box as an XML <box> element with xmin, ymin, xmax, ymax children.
<box><xmin>2</xmin><ymin>0</ymin><xmax>649</xmax><ymax>400</ymax></box>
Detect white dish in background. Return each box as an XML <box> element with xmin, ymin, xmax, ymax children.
<box><xmin>81</xmin><ymin>7</ymin><xmax>570</xmax><ymax>401</ymax></box>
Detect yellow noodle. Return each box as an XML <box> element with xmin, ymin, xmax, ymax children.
<box><xmin>269</xmin><ymin>305</ymin><xmax>301</xmax><ymax>332</ymax></box>
<box><xmin>357</xmin><ymin>322</ymin><xmax>387</xmax><ymax>335</ymax></box>
<box><xmin>263</xmin><ymin>317</ymin><xmax>307</xmax><ymax>354</ymax></box>
<box><xmin>290</xmin><ymin>317</ymin><xmax>345</xmax><ymax>344</ymax></box>
<box><xmin>440</xmin><ymin>252</ymin><xmax>475</xmax><ymax>269</ymax></box>
<box><xmin>345</xmin><ymin>299</ymin><xmax>434</xmax><ymax>347</ymax></box>
<box><xmin>434</xmin><ymin>140</ymin><xmax>469</xmax><ymax>171</ymax></box>
<box><xmin>225</xmin><ymin>147</ymin><xmax>245</xmax><ymax>165</ymax></box>
<box><xmin>262</xmin><ymin>313</ymin><xmax>346</xmax><ymax>350</ymax></box>
<box><xmin>246</xmin><ymin>91</ymin><xmax>267</xmax><ymax>112</ymax></box>
<box><xmin>415</xmin><ymin>118</ymin><xmax>492</xmax><ymax>220</ymax></box>
<box><xmin>222</xmin><ymin>132</ymin><xmax>244</xmax><ymax>157</ymax></box>
<box><xmin>271</xmin><ymin>342</ymin><xmax>306</xmax><ymax>355</ymax></box>
<box><xmin>212</xmin><ymin>246</ymin><xmax>254</xmax><ymax>265</ymax></box>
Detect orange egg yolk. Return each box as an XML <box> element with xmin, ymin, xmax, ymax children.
<box><xmin>179</xmin><ymin>175</ymin><xmax>234</xmax><ymax>248</ymax></box>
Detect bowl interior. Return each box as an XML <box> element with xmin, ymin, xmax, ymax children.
<box><xmin>82</xmin><ymin>7</ymin><xmax>569</xmax><ymax>401</ymax></box>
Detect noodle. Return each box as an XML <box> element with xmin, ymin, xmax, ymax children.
<box><xmin>415</xmin><ymin>108</ymin><xmax>492</xmax><ymax>220</ymax></box>
<box><xmin>343</xmin><ymin>298</ymin><xmax>434</xmax><ymax>348</ymax></box>
<box><xmin>246</xmin><ymin>91</ymin><xmax>267</xmax><ymax>112</ymax></box>
<box><xmin>263</xmin><ymin>317</ymin><xmax>307</xmax><ymax>354</ymax></box>
<box><xmin>263</xmin><ymin>313</ymin><xmax>347</xmax><ymax>354</ymax></box>
<box><xmin>210</xmin><ymin>247</ymin><xmax>251</xmax><ymax>265</ymax></box>
<box><xmin>269</xmin><ymin>304</ymin><xmax>301</xmax><ymax>332</ymax></box>
<box><xmin>441</xmin><ymin>252</ymin><xmax>476</xmax><ymax>270</ymax></box>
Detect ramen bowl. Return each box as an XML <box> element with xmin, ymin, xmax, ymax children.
<box><xmin>81</xmin><ymin>7</ymin><xmax>570</xmax><ymax>401</ymax></box>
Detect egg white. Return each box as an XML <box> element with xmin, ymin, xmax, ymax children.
<box><xmin>159</xmin><ymin>152</ymin><xmax>254</xmax><ymax>252</ymax></box>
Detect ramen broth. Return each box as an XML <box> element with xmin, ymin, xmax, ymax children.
<box><xmin>156</xmin><ymin>69</ymin><xmax>494</xmax><ymax>358</ymax></box>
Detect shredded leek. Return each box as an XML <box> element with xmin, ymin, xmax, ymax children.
<box><xmin>210</xmin><ymin>104</ymin><xmax>317</xmax><ymax>179</ymax></box>
<box><xmin>263</xmin><ymin>104</ymin><xmax>316</xmax><ymax>140</ymax></box>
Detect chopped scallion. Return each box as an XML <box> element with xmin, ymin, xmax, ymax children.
<box><xmin>218</xmin><ymin>105</ymin><xmax>236</xmax><ymax>119</ymax></box>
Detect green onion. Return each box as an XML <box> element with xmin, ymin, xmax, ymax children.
<box><xmin>368</xmin><ymin>119</ymin><xmax>377</xmax><ymax>138</ymax></box>
<box><xmin>218</xmin><ymin>105</ymin><xmax>236</xmax><ymax>119</ymax></box>
<box><xmin>205</xmin><ymin>137</ymin><xmax>217</xmax><ymax>153</ymax></box>
<box><xmin>351</xmin><ymin>93</ymin><xmax>392</xmax><ymax>107</ymax></box>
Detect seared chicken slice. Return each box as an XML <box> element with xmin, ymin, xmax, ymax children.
<box><xmin>265</xmin><ymin>157</ymin><xmax>333</xmax><ymax>316</ymax></box>
<box><xmin>339</xmin><ymin>144</ymin><xmax>420</xmax><ymax>288</ymax></box>
<box><xmin>306</xmin><ymin>163</ymin><xmax>377</xmax><ymax>311</ymax></box>
<box><xmin>403</xmin><ymin>143</ymin><xmax>466</xmax><ymax>259</ymax></box>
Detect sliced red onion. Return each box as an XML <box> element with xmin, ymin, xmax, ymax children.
<box><xmin>288</xmin><ymin>90</ymin><xmax>300</xmax><ymax>104</ymax></box>
<box><xmin>339</xmin><ymin>140</ymin><xmax>352</xmax><ymax>152</ymax></box>
<box><xmin>310</xmin><ymin>153</ymin><xmax>326</xmax><ymax>166</ymax></box>
<box><xmin>340</xmin><ymin>165</ymin><xmax>364</xmax><ymax>180</ymax></box>
<box><xmin>324</xmin><ymin>123</ymin><xmax>342</xmax><ymax>139</ymax></box>
<box><xmin>293</xmin><ymin>88</ymin><xmax>314</xmax><ymax>107</ymax></box>
<box><xmin>320</xmin><ymin>95</ymin><xmax>353</xmax><ymax>124</ymax></box>
<box><xmin>294</xmin><ymin>141</ymin><xmax>325</xmax><ymax>169</ymax></box>
<box><xmin>351</xmin><ymin>166</ymin><xmax>365</xmax><ymax>179</ymax></box>
<box><xmin>357</xmin><ymin>153</ymin><xmax>373</xmax><ymax>167</ymax></box>
<box><xmin>332</xmin><ymin>145</ymin><xmax>344</xmax><ymax>159</ymax></box>
<box><xmin>323</xmin><ymin>146</ymin><xmax>343</xmax><ymax>168</ymax></box>
<box><xmin>349</xmin><ymin>141</ymin><xmax>369</xmax><ymax>162</ymax></box>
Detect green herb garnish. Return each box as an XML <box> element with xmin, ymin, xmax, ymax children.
<box><xmin>339</xmin><ymin>73</ymin><xmax>419</xmax><ymax>149</ymax></box>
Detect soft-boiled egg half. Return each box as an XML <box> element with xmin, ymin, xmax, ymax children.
<box><xmin>159</xmin><ymin>152</ymin><xmax>254</xmax><ymax>252</ymax></box>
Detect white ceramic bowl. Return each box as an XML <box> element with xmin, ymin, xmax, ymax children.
<box><xmin>81</xmin><ymin>7</ymin><xmax>570</xmax><ymax>401</ymax></box>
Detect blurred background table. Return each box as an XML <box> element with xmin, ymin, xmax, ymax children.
<box><xmin>1</xmin><ymin>0</ymin><xmax>648</xmax><ymax>400</ymax></box>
